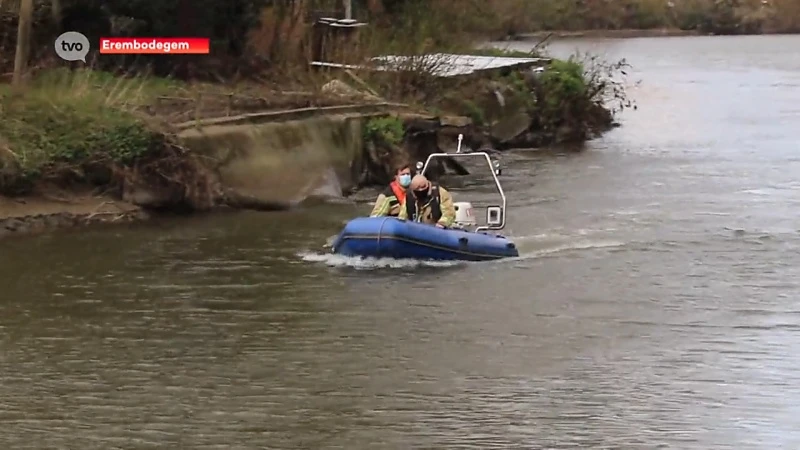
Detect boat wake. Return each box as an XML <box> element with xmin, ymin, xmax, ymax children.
<box><xmin>510</xmin><ymin>237</ymin><xmax>627</xmax><ymax>261</ymax></box>
<box><xmin>299</xmin><ymin>233</ymin><xmax>626</xmax><ymax>270</ymax></box>
<box><xmin>297</xmin><ymin>251</ymin><xmax>464</xmax><ymax>269</ymax></box>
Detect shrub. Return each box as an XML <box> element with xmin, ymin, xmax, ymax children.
<box><xmin>363</xmin><ymin>116</ymin><xmax>404</xmax><ymax>146</ymax></box>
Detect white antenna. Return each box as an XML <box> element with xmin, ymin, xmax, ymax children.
<box><xmin>456</xmin><ymin>133</ymin><xmax>463</xmax><ymax>153</ymax></box>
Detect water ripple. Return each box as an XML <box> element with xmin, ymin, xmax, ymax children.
<box><xmin>3</xmin><ymin>35</ymin><xmax>800</xmax><ymax>449</ymax></box>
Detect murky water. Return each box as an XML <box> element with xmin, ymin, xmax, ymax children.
<box><xmin>3</xmin><ymin>35</ymin><xmax>800</xmax><ymax>448</ymax></box>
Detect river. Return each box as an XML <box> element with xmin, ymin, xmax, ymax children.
<box><xmin>2</xmin><ymin>34</ymin><xmax>800</xmax><ymax>449</ymax></box>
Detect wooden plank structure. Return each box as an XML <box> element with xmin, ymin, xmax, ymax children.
<box><xmin>309</xmin><ymin>0</ymin><xmax>367</xmax><ymax>66</ymax></box>
<box><xmin>311</xmin><ymin>54</ymin><xmax>550</xmax><ymax>79</ymax></box>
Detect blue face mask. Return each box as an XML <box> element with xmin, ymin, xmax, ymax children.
<box><xmin>398</xmin><ymin>174</ymin><xmax>411</xmax><ymax>187</ymax></box>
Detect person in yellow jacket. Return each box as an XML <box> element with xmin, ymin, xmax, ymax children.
<box><xmin>397</xmin><ymin>174</ymin><xmax>456</xmax><ymax>228</ymax></box>
<box><xmin>370</xmin><ymin>162</ymin><xmax>412</xmax><ymax>217</ymax></box>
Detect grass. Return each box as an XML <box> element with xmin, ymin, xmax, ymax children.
<box><xmin>0</xmin><ymin>69</ymin><xmax>181</xmax><ymax>190</ymax></box>
<box><xmin>0</xmin><ymin>68</ymin><xmax>228</xmax><ymax>209</ymax></box>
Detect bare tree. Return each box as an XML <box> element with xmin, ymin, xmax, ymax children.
<box><xmin>12</xmin><ymin>0</ymin><xmax>33</xmax><ymax>86</ymax></box>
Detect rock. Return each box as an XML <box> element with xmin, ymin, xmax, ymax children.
<box><xmin>501</xmin><ymin>131</ymin><xmax>546</xmax><ymax>149</ymax></box>
<box><xmin>358</xmin><ymin>114</ymin><xmax>479</xmax><ymax>190</ymax></box>
<box><xmin>320</xmin><ymin>79</ymin><xmax>380</xmax><ymax>101</ymax></box>
<box><xmin>439</xmin><ymin>115</ymin><xmax>472</xmax><ymax>127</ymax></box>
<box><xmin>489</xmin><ymin>109</ymin><xmax>533</xmax><ymax>144</ymax></box>
<box><xmin>403</xmin><ymin>116</ymin><xmax>440</xmax><ymax>134</ymax></box>
<box><xmin>321</xmin><ymin>79</ymin><xmax>355</xmax><ymax>96</ymax></box>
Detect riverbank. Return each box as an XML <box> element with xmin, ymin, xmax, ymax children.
<box><xmin>0</xmin><ymin>192</ymin><xmax>147</xmax><ymax>238</ymax></box>
<box><xmin>510</xmin><ymin>28</ymin><xmax>701</xmax><ymax>40</ymax></box>
<box><xmin>508</xmin><ymin>26</ymin><xmax>800</xmax><ymax>42</ymax></box>
<box><xmin>0</xmin><ymin>47</ymin><xmax>629</xmax><ymax>238</ymax></box>
<box><xmin>466</xmin><ymin>0</ymin><xmax>800</xmax><ymax>40</ymax></box>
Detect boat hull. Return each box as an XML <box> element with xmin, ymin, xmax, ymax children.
<box><xmin>331</xmin><ymin>217</ymin><xmax>519</xmax><ymax>261</ymax></box>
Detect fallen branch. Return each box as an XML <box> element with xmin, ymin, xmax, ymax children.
<box><xmin>344</xmin><ymin>69</ymin><xmax>382</xmax><ymax>98</ymax></box>
<box><xmin>85</xmin><ymin>210</ymin><xmax>123</xmax><ymax>220</ymax></box>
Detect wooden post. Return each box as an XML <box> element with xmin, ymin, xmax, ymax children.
<box><xmin>12</xmin><ymin>0</ymin><xmax>34</xmax><ymax>86</ymax></box>
<box><xmin>343</xmin><ymin>0</ymin><xmax>352</xmax><ymax>19</ymax></box>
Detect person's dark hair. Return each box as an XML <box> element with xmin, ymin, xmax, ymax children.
<box><xmin>395</xmin><ymin>162</ymin><xmax>411</xmax><ymax>174</ymax></box>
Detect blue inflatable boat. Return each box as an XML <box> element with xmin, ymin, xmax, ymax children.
<box><xmin>331</xmin><ymin>216</ymin><xmax>518</xmax><ymax>261</ymax></box>
<box><xmin>330</xmin><ymin>138</ymin><xmax>519</xmax><ymax>262</ymax></box>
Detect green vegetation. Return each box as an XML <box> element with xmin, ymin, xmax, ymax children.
<box><xmin>363</xmin><ymin>116</ymin><xmax>404</xmax><ymax>147</ymax></box>
<box><xmin>0</xmin><ymin>69</ymin><xmax>178</xmax><ymax>194</ymax></box>
<box><xmin>460</xmin><ymin>99</ymin><xmax>486</xmax><ymax>127</ymax></box>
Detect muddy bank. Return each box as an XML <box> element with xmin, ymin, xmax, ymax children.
<box><xmin>0</xmin><ymin>194</ymin><xmax>148</xmax><ymax>238</ymax></box>
<box><xmin>0</xmin><ymin>107</ymin><xmax>470</xmax><ymax>238</ymax></box>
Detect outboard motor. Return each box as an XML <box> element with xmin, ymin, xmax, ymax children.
<box><xmin>453</xmin><ymin>202</ymin><xmax>477</xmax><ymax>229</ymax></box>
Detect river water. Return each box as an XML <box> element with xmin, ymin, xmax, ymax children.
<box><xmin>2</xmin><ymin>35</ymin><xmax>800</xmax><ymax>449</ymax></box>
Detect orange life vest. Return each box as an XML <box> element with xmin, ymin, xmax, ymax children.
<box><xmin>389</xmin><ymin>180</ymin><xmax>406</xmax><ymax>205</ymax></box>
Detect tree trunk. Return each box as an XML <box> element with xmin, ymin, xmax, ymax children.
<box><xmin>12</xmin><ymin>0</ymin><xmax>33</xmax><ymax>87</ymax></box>
<box><xmin>51</xmin><ymin>0</ymin><xmax>61</xmax><ymax>27</ymax></box>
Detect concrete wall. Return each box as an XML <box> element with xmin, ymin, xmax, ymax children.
<box><xmin>177</xmin><ymin>104</ymin><xmax>406</xmax><ymax>206</ymax></box>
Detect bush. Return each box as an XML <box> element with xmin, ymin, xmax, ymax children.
<box><xmin>538</xmin><ymin>59</ymin><xmax>587</xmax><ymax>115</ymax></box>
<box><xmin>363</xmin><ymin>116</ymin><xmax>404</xmax><ymax>147</ymax></box>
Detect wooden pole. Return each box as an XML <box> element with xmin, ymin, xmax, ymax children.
<box><xmin>12</xmin><ymin>0</ymin><xmax>34</xmax><ymax>86</ymax></box>
<box><xmin>343</xmin><ymin>0</ymin><xmax>352</xmax><ymax>19</ymax></box>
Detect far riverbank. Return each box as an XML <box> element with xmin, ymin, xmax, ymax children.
<box><xmin>509</xmin><ymin>28</ymin><xmax>700</xmax><ymax>41</ymax></box>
